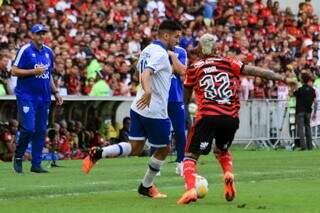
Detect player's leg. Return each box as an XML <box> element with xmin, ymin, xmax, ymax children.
<box><xmin>168</xmin><ymin>102</ymin><xmax>186</xmax><ymax>175</ymax></box>
<box><xmin>138</xmin><ymin>116</ymin><xmax>171</xmax><ymax>198</ymax></box>
<box><xmin>304</xmin><ymin>113</ymin><xmax>313</xmax><ymax>150</ymax></box>
<box><xmin>214</xmin><ymin>116</ymin><xmax>239</xmax><ymax>201</ymax></box>
<box><xmin>30</xmin><ymin>100</ymin><xmax>50</xmax><ymax>173</ymax></box>
<box><xmin>13</xmin><ymin>99</ymin><xmax>36</xmax><ymax>173</ymax></box>
<box><xmin>82</xmin><ymin>110</ymin><xmax>145</xmax><ymax>174</ymax></box>
<box><xmin>296</xmin><ymin>112</ymin><xmax>307</xmax><ymax>150</ymax></box>
<box><xmin>178</xmin><ymin>117</ymin><xmax>215</xmax><ymax>204</ymax></box>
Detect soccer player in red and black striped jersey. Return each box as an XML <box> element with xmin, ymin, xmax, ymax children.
<box><xmin>177</xmin><ymin>34</ymin><xmax>297</xmax><ymax>205</ymax></box>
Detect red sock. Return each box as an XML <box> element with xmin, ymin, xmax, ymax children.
<box><xmin>183</xmin><ymin>159</ymin><xmax>197</xmax><ymax>190</ymax></box>
<box><xmin>215</xmin><ymin>151</ymin><xmax>233</xmax><ymax>174</ymax></box>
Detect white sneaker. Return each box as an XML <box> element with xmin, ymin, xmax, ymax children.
<box><xmin>175</xmin><ymin>162</ymin><xmax>183</xmax><ymax>176</ymax></box>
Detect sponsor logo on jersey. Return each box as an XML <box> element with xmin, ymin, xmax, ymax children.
<box><xmin>34</xmin><ymin>63</ymin><xmax>50</xmax><ymax>79</ymax></box>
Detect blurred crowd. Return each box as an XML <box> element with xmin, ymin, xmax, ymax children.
<box><xmin>0</xmin><ymin>0</ymin><xmax>319</xmax><ymax>99</ymax></box>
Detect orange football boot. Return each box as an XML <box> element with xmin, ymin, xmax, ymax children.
<box><xmin>82</xmin><ymin>147</ymin><xmax>102</xmax><ymax>174</ymax></box>
<box><xmin>224</xmin><ymin>171</ymin><xmax>236</xmax><ymax>201</ymax></box>
<box><xmin>177</xmin><ymin>188</ymin><xmax>197</xmax><ymax>204</ymax></box>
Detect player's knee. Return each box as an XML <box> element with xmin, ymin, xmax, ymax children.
<box><xmin>153</xmin><ymin>145</ymin><xmax>170</xmax><ymax>160</ymax></box>
<box><xmin>36</xmin><ymin>129</ymin><xmax>46</xmax><ymax>138</ymax></box>
<box><xmin>20</xmin><ymin>128</ymin><xmax>35</xmax><ymax>136</ymax></box>
<box><xmin>129</xmin><ymin>142</ymin><xmax>144</xmax><ymax>156</ymax></box>
<box><xmin>213</xmin><ymin>145</ymin><xmax>229</xmax><ymax>157</ymax></box>
<box><xmin>184</xmin><ymin>152</ymin><xmax>199</xmax><ymax>160</ymax></box>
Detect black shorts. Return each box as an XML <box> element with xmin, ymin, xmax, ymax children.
<box><xmin>185</xmin><ymin>115</ymin><xmax>239</xmax><ymax>155</ymax></box>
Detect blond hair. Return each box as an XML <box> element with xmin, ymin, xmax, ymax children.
<box><xmin>199</xmin><ymin>33</ymin><xmax>216</xmax><ymax>56</ymax></box>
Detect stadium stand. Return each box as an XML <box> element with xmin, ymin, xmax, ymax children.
<box><xmin>0</xmin><ymin>0</ymin><xmax>318</xmax><ymax>98</ymax></box>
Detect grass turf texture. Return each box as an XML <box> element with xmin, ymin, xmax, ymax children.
<box><xmin>1</xmin><ymin>148</ymin><xmax>319</xmax><ymax>213</ymax></box>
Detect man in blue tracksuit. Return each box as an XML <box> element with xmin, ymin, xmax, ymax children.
<box><xmin>12</xmin><ymin>24</ymin><xmax>63</xmax><ymax>173</ymax></box>
<box><xmin>169</xmin><ymin>46</ymin><xmax>187</xmax><ymax>175</ymax></box>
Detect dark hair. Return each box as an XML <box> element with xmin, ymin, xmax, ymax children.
<box><xmin>301</xmin><ymin>72</ymin><xmax>310</xmax><ymax>84</ymax></box>
<box><xmin>123</xmin><ymin>117</ymin><xmax>130</xmax><ymax>124</ymax></box>
<box><xmin>158</xmin><ymin>20</ymin><xmax>182</xmax><ymax>33</ymax></box>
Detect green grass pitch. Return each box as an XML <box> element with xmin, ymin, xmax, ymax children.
<box><xmin>1</xmin><ymin>148</ymin><xmax>320</xmax><ymax>213</ymax></box>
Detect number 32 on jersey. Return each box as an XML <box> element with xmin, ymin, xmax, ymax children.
<box><xmin>200</xmin><ymin>72</ymin><xmax>232</xmax><ymax>104</ymax></box>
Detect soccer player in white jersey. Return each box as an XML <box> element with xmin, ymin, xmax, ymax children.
<box><xmin>82</xmin><ymin>20</ymin><xmax>182</xmax><ymax>198</ymax></box>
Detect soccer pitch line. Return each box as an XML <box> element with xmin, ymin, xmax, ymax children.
<box><xmin>1</xmin><ymin>167</ymin><xmax>318</xmax><ymax>201</ymax></box>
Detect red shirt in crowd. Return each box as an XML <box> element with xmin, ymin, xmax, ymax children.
<box><xmin>252</xmin><ymin>85</ymin><xmax>265</xmax><ymax>99</ymax></box>
<box><xmin>184</xmin><ymin>56</ymin><xmax>243</xmax><ymax>121</ymax></box>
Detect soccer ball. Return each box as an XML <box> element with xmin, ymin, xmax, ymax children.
<box><xmin>188</xmin><ymin>103</ymin><xmax>198</xmax><ymax>116</ymax></box>
<box><xmin>195</xmin><ymin>174</ymin><xmax>209</xmax><ymax>199</ymax></box>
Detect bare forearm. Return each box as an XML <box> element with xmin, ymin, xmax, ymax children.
<box><xmin>50</xmin><ymin>76</ymin><xmax>58</xmax><ymax>94</ymax></box>
<box><xmin>171</xmin><ymin>55</ymin><xmax>186</xmax><ymax>76</ymax></box>
<box><xmin>11</xmin><ymin>66</ymin><xmax>35</xmax><ymax>77</ymax></box>
<box><xmin>184</xmin><ymin>87</ymin><xmax>193</xmax><ymax>105</ymax></box>
<box><xmin>313</xmin><ymin>99</ymin><xmax>318</xmax><ymax>115</ymax></box>
<box><xmin>141</xmin><ymin>69</ymin><xmax>152</xmax><ymax>93</ymax></box>
<box><xmin>242</xmin><ymin>65</ymin><xmax>286</xmax><ymax>82</ymax></box>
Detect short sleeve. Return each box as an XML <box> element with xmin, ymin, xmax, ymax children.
<box><xmin>13</xmin><ymin>47</ymin><xmax>27</xmax><ymax>68</ymax></box>
<box><xmin>184</xmin><ymin>64</ymin><xmax>197</xmax><ymax>88</ymax></box>
<box><xmin>175</xmin><ymin>47</ymin><xmax>188</xmax><ymax>65</ymax></box>
<box><xmin>144</xmin><ymin>52</ymin><xmax>168</xmax><ymax>74</ymax></box>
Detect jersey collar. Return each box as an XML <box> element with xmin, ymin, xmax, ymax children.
<box><xmin>30</xmin><ymin>41</ymin><xmax>44</xmax><ymax>52</ymax></box>
<box><xmin>152</xmin><ymin>40</ymin><xmax>167</xmax><ymax>51</ymax></box>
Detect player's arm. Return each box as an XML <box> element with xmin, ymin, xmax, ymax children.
<box><xmin>136</xmin><ymin>68</ymin><xmax>153</xmax><ymax>110</ymax></box>
<box><xmin>50</xmin><ymin>75</ymin><xmax>63</xmax><ymax>105</ymax></box>
<box><xmin>184</xmin><ymin>65</ymin><xmax>196</xmax><ymax>105</ymax></box>
<box><xmin>184</xmin><ymin>86</ymin><xmax>193</xmax><ymax>105</ymax></box>
<box><xmin>168</xmin><ymin>50</ymin><xmax>186</xmax><ymax>76</ymax></box>
<box><xmin>242</xmin><ymin>65</ymin><xmax>297</xmax><ymax>86</ymax></box>
<box><xmin>312</xmin><ymin>90</ymin><xmax>318</xmax><ymax>120</ymax></box>
<box><xmin>11</xmin><ymin>65</ymin><xmax>46</xmax><ymax>77</ymax></box>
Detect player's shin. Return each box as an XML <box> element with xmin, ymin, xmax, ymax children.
<box><xmin>183</xmin><ymin>158</ymin><xmax>197</xmax><ymax>190</ymax></box>
<box><xmin>142</xmin><ymin>156</ymin><xmax>165</xmax><ymax>187</ymax></box>
<box><xmin>102</xmin><ymin>142</ymin><xmax>132</xmax><ymax>157</ymax></box>
<box><xmin>215</xmin><ymin>150</ymin><xmax>233</xmax><ymax>174</ymax></box>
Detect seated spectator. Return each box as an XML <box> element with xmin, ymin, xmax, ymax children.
<box><xmin>0</xmin><ymin>53</ymin><xmax>10</xmax><ymax>96</ymax></box>
<box><xmin>118</xmin><ymin>117</ymin><xmax>130</xmax><ymax>142</ymax></box>
<box><xmin>0</xmin><ymin>119</ymin><xmax>19</xmax><ymax>161</ymax></box>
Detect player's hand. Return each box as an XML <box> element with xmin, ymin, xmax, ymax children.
<box><xmin>136</xmin><ymin>91</ymin><xmax>151</xmax><ymax>110</ymax></box>
<box><xmin>54</xmin><ymin>93</ymin><xmax>63</xmax><ymax>105</ymax></box>
<box><xmin>168</xmin><ymin>50</ymin><xmax>175</xmax><ymax>57</ymax></box>
<box><xmin>33</xmin><ymin>65</ymin><xmax>46</xmax><ymax>75</ymax></box>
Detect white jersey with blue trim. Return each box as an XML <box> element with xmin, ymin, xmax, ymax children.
<box><xmin>131</xmin><ymin>41</ymin><xmax>172</xmax><ymax>119</ymax></box>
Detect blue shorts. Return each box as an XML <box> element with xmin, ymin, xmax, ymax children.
<box><xmin>129</xmin><ymin>110</ymin><xmax>171</xmax><ymax>148</ymax></box>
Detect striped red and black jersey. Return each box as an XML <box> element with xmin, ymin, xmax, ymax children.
<box><xmin>184</xmin><ymin>55</ymin><xmax>244</xmax><ymax>120</ymax></box>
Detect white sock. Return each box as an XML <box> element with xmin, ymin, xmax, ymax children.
<box><xmin>142</xmin><ymin>156</ymin><xmax>165</xmax><ymax>188</ymax></box>
<box><xmin>102</xmin><ymin>142</ymin><xmax>132</xmax><ymax>158</ymax></box>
